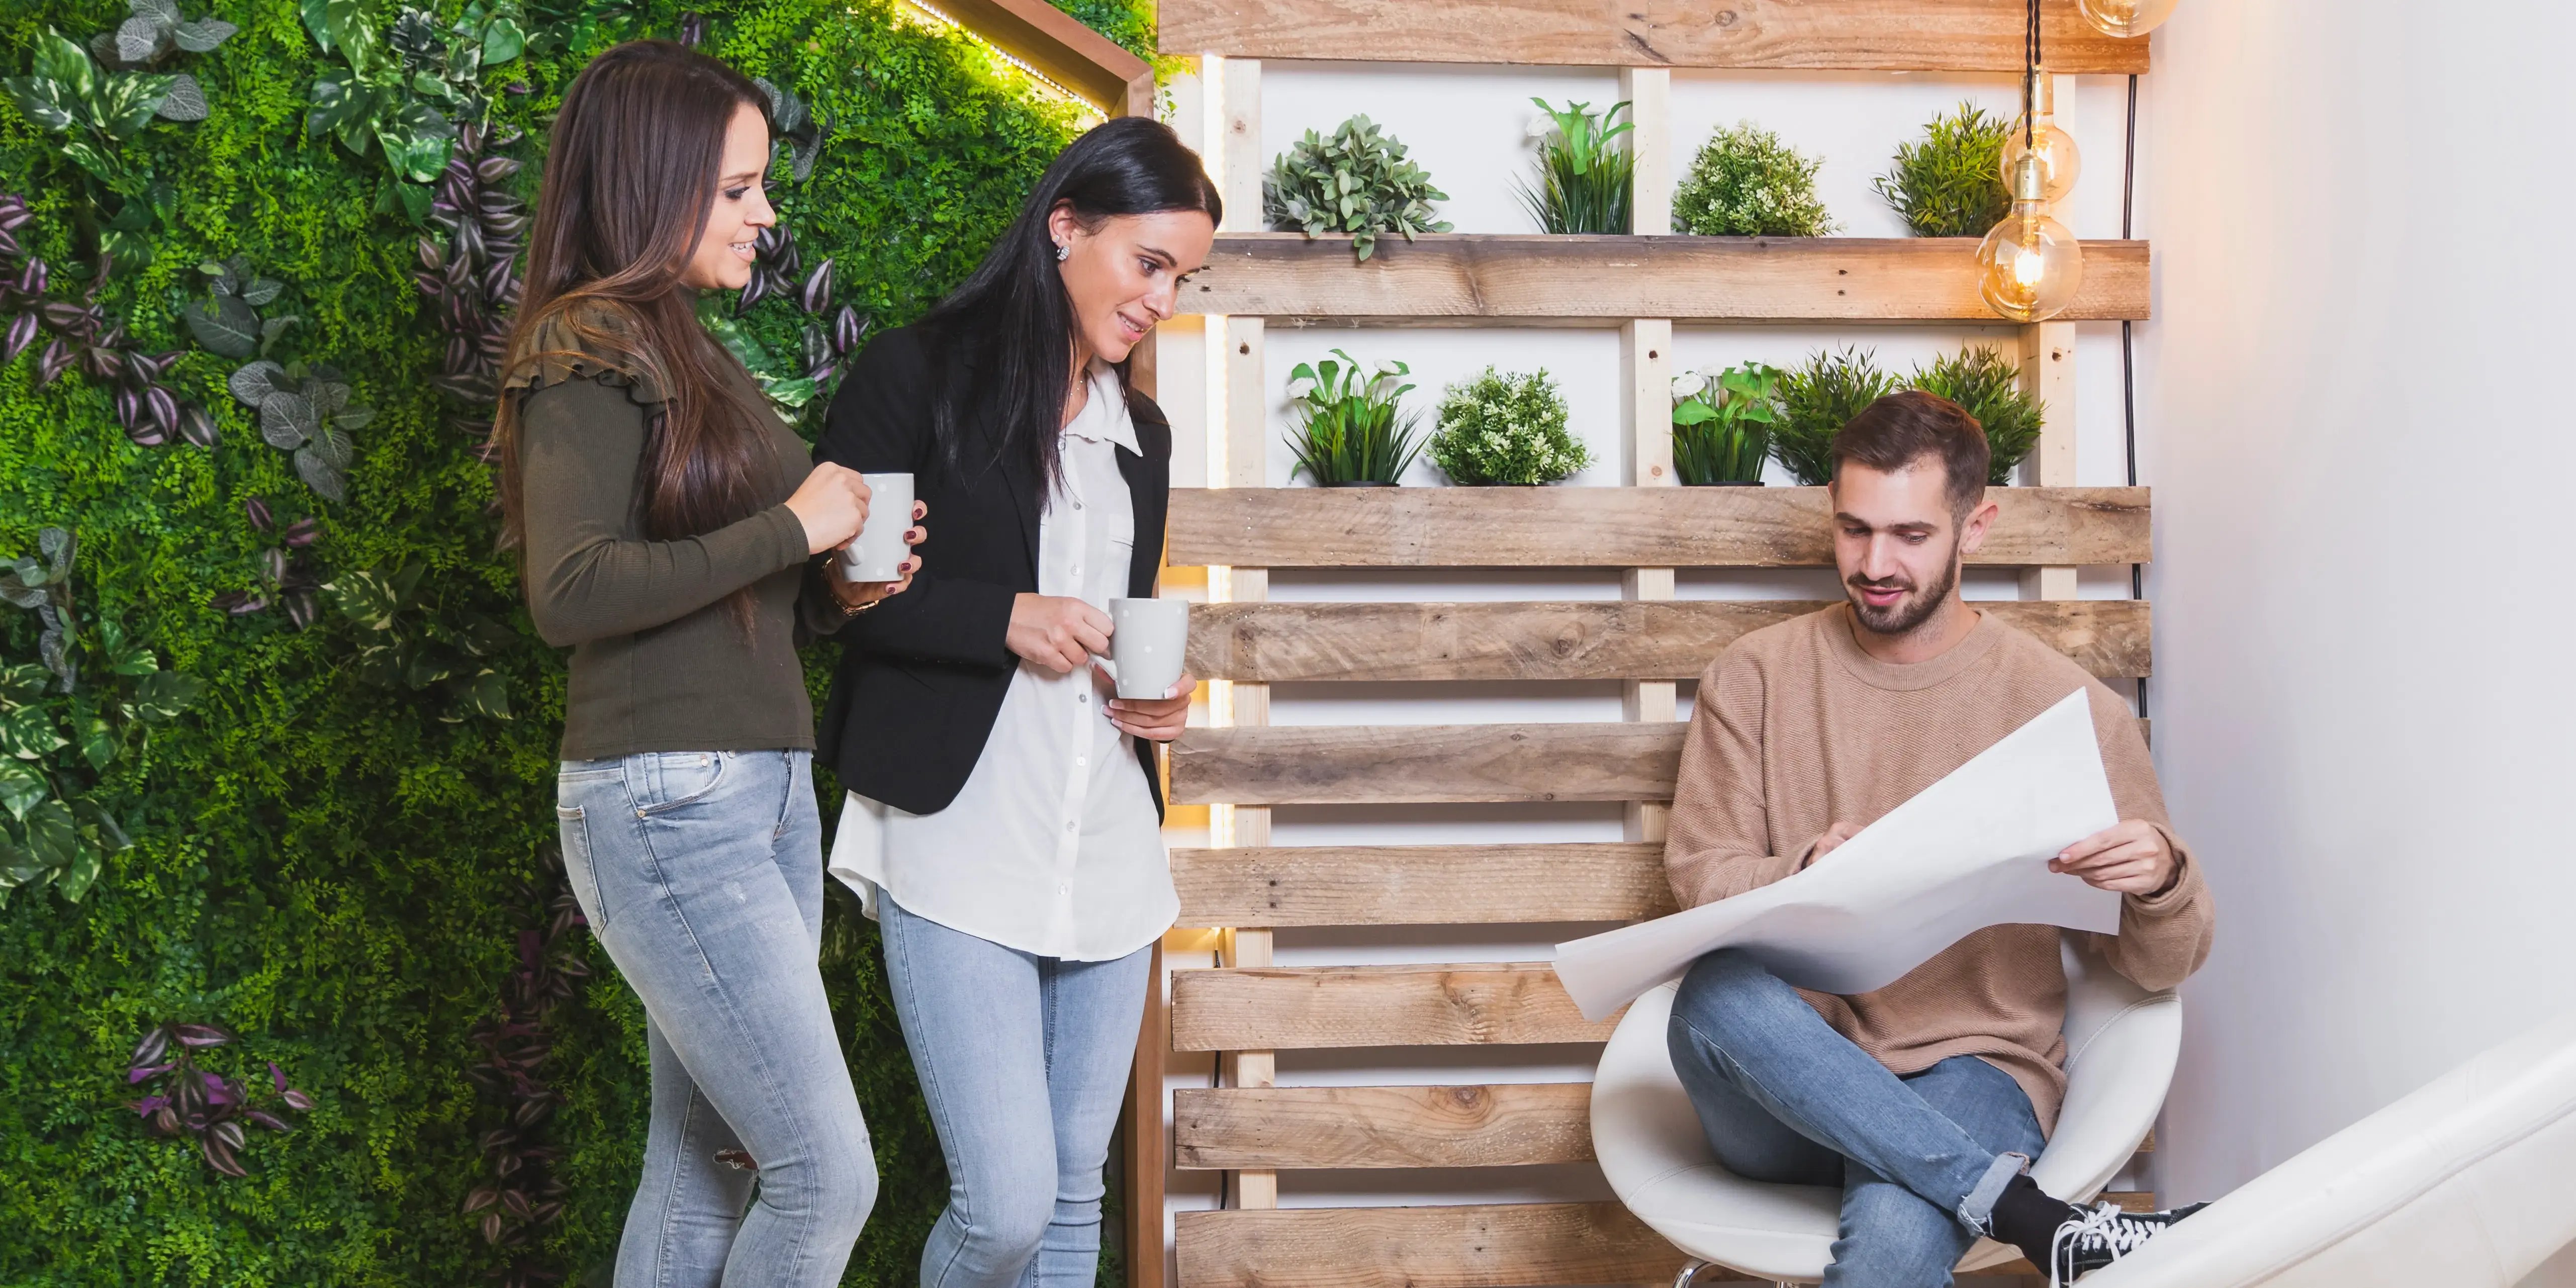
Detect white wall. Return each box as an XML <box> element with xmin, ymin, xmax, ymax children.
<box><xmin>2137</xmin><ymin>0</ymin><xmax>2576</xmax><ymax>1279</ymax></box>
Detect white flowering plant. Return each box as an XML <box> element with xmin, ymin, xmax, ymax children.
<box><xmin>1672</xmin><ymin>122</ymin><xmax>1836</xmax><ymax>238</ymax></box>
<box><xmin>1284</xmin><ymin>348</ymin><xmax>1426</xmax><ymax>486</ymax></box>
<box><xmin>1671</xmin><ymin>361</ymin><xmax>1785</xmax><ymax>485</ymax></box>
<box><xmin>1428</xmin><ymin>367</ymin><xmax>1590</xmax><ymax>486</ymax></box>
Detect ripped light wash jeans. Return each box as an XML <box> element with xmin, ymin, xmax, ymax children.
<box><xmin>557</xmin><ymin>749</ymin><xmax>878</xmax><ymax>1288</ymax></box>
<box><xmin>1666</xmin><ymin>948</ymin><xmax>2045</xmax><ymax>1287</ymax></box>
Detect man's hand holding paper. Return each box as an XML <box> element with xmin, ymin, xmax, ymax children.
<box><xmin>1553</xmin><ymin>688</ymin><xmax>2130</xmax><ymax>1020</ymax></box>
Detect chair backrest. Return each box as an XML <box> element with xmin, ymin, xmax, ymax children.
<box><xmin>2084</xmin><ymin>1008</ymin><xmax>2576</xmax><ymax>1288</ymax></box>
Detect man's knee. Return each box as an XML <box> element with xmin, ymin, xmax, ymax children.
<box><xmin>1669</xmin><ymin>948</ymin><xmax>1787</xmax><ymax>1051</ymax></box>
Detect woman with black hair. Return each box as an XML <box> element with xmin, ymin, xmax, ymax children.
<box><xmin>497</xmin><ymin>40</ymin><xmax>924</xmax><ymax>1286</ymax></box>
<box><xmin>812</xmin><ymin>116</ymin><xmax>1218</xmax><ymax>1288</ymax></box>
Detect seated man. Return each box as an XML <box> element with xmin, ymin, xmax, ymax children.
<box><xmin>1663</xmin><ymin>391</ymin><xmax>2215</xmax><ymax>1285</ymax></box>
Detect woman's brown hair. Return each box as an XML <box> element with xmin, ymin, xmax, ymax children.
<box><xmin>492</xmin><ymin>40</ymin><xmax>777</xmax><ymax>588</ymax></box>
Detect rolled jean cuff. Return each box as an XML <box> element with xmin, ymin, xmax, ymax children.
<box><xmin>1957</xmin><ymin>1150</ymin><xmax>2030</xmax><ymax>1232</ymax></box>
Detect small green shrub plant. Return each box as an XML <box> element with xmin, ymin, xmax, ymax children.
<box><xmin>1911</xmin><ymin>344</ymin><xmax>2044</xmax><ymax>483</ymax></box>
<box><xmin>1264</xmin><ymin>115</ymin><xmax>1451</xmax><ymax>261</ymax></box>
<box><xmin>1770</xmin><ymin>345</ymin><xmax>1898</xmax><ymax>485</ymax></box>
<box><xmin>1284</xmin><ymin>348</ymin><xmax>1424</xmax><ymax>485</ymax></box>
<box><xmin>1671</xmin><ymin>362</ymin><xmax>1783</xmax><ymax>485</ymax></box>
<box><xmin>1519</xmin><ymin>98</ymin><xmax>1631</xmax><ymax>234</ymax></box>
<box><xmin>1672</xmin><ymin>122</ymin><xmax>1834</xmax><ymax>237</ymax></box>
<box><xmin>1429</xmin><ymin>367</ymin><xmax>1590</xmax><ymax>486</ymax></box>
<box><xmin>1873</xmin><ymin>102</ymin><xmax>2012</xmax><ymax>237</ymax></box>
<box><xmin>1764</xmin><ymin>344</ymin><xmax>2043</xmax><ymax>485</ymax></box>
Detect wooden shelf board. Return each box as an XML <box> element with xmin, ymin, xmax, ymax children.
<box><xmin>1174</xmin><ymin>1083</ymin><xmax>1595</xmax><ymax>1169</ymax></box>
<box><xmin>1170</xmin><ymin>722</ymin><xmax>1686</xmax><ymax>806</ymax></box>
<box><xmin>1174</xmin><ymin>1202</ymin><xmax>1708</xmax><ymax>1288</ymax></box>
<box><xmin>1189</xmin><ymin>598</ymin><xmax>2151</xmax><ymax>683</ymax></box>
<box><xmin>1182</xmin><ymin>234</ymin><xmax>2151</xmax><ymax>325</ymax></box>
<box><xmin>1173</xmin><ymin>842</ymin><xmax>1673</xmax><ymax>928</ymax></box>
<box><xmin>1160</xmin><ymin>0</ymin><xmax>2148</xmax><ymax>75</ymax></box>
<box><xmin>1166</xmin><ymin>486</ymin><xmax>2151</xmax><ymax>570</ymax></box>
<box><xmin>1171</xmin><ymin>961</ymin><xmax>1614</xmax><ymax>1051</ymax></box>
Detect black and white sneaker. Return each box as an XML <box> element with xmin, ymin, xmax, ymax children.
<box><xmin>2048</xmin><ymin>1199</ymin><xmax>2209</xmax><ymax>1284</ymax></box>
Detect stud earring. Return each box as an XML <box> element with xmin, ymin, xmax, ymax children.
<box><xmin>1054</xmin><ymin>242</ymin><xmax>1069</xmax><ymax>262</ymax></box>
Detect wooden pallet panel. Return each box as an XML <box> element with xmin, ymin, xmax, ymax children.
<box><xmin>1173</xmin><ymin>1083</ymin><xmax>1595</xmax><ymax>1168</ymax></box>
<box><xmin>1159</xmin><ymin>0</ymin><xmax>2147</xmax><ymax>74</ymax></box>
<box><xmin>1169</xmin><ymin>722</ymin><xmax>1686</xmax><ymax>806</ymax></box>
<box><xmin>1181</xmin><ymin>235</ymin><xmax>2151</xmax><ymax>325</ymax></box>
<box><xmin>1174</xmin><ymin>1202</ymin><xmax>1706</xmax><ymax>1288</ymax></box>
<box><xmin>1172</xmin><ymin>842</ymin><xmax>1672</xmax><ymax>928</ymax></box>
<box><xmin>1165</xmin><ymin>486</ymin><xmax>2152</xmax><ymax>569</ymax></box>
<box><xmin>1171</xmin><ymin>962</ymin><xmax>1614</xmax><ymax>1051</ymax></box>
<box><xmin>1188</xmin><ymin>598</ymin><xmax>2153</xmax><ymax>683</ymax></box>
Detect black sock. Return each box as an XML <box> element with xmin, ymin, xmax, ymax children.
<box><xmin>1986</xmin><ymin>1173</ymin><xmax>2079</xmax><ymax>1268</ymax></box>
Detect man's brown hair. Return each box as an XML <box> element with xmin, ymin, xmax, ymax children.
<box><xmin>1829</xmin><ymin>390</ymin><xmax>1990</xmax><ymax>520</ymax></box>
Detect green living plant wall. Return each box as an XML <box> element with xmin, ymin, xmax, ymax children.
<box><xmin>0</xmin><ymin>0</ymin><xmax>1147</xmax><ymax>1283</ymax></box>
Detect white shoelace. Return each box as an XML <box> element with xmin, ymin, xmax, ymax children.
<box><xmin>2048</xmin><ymin>1202</ymin><xmax>2158</xmax><ymax>1287</ymax></box>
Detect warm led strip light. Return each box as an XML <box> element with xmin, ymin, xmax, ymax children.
<box><xmin>891</xmin><ymin>0</ymin><xmax>1108</xmax><ymax>123</ymax></box>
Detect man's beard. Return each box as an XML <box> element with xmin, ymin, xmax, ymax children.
<box><xmin>1845</xmin><ymin>541</ymin><xmax>1961</xmax><ymax>637</ymax></box>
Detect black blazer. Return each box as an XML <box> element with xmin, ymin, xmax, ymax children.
<box><xmin>812</xmin><ymin>324</ymin><xmax>1170</xmax><ymax>817</ymax></box>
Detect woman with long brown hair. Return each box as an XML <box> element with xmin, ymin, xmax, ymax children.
<box><xmin>493</xmin><ymin>40</ymin><xmax>918</xmax><ymax>1285</ymax></box>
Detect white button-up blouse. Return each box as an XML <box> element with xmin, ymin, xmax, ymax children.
<box><xmin>827</xmin><ymin>361</ymin><xmax>1176</xmax><ymax>961</ymax></box>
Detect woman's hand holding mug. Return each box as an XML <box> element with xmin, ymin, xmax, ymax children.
<box><xmin>1008</xmin><ymin>594</ymin><xmax>1111</xmax><ymax>675</ymax></box>
<box><xmin>786</xmin><ymin>462</ymin><xmax>872</xmax><ymax>555</ymax></box>
<box><xmin>827</xmin><ymin>499</ymin><xmax>928</xmax><ymax>611</ymax></box>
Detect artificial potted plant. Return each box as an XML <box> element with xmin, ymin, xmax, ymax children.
<box><xmin>1428</xmin><ymin>366</ymin><xmax>1591</xmax><ymax>486</ymax></box>
<box><xmin>1284</xmin><ymin>349</ymin><xmax>1425</xmax><ymax>486</ymax></box>
<box><xmin>1671</xmin><ymin>362</ymin><xmax>1785</xmax><ymax>485</ymax></box>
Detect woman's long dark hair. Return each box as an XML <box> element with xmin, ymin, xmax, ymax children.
<box><xmin>915</xmin><ymin>116</ymin><xmax>1221</xmax><ymax>497</ymax></box>
<box><xmin>493</xmin><ymin>41</ymin><xmax>776</xmax><ymax>591</ymax></box>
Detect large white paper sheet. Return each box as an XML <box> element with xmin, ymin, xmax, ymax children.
<box><xmin>1553</xmin><ymin>688</ymin><xmax>2122</xmax><ymax>1021</ymax></box>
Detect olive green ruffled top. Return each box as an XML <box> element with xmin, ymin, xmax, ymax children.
<box><xmin>509</xmin><ymin>306</ymin><xmax>838</xmax><ymax>761</ymax></box>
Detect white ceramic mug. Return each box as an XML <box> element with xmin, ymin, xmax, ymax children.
<box><xmin>1098</xmin><ymin>597</ymin><xmax>1188</xmax><ymax>700</ymax></box>
<box><xmin>837</xmin><ymin>472</ymin><xmax>913</xmax><ymax>583</ymax></box>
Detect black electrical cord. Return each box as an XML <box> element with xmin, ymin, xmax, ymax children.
<box><xmin>2122</xmin><ymin>71</ymin><xmax>2147</xmax><ymax>719</ymax></box>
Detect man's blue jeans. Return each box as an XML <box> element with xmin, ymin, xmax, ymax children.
<box><xmin>1666</xmin><ymin>949</ymin><xmax>2046</xmax><ymax>1287</ymax></box>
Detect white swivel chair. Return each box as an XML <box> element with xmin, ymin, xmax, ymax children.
<box><xmin>2078</xmin><ymin>1007</ymin><xmax>2576</xmax><ymax>1288</ymax></box>
<box><xmin>1591</xmin><ymin>934</ymin><xmax>2181</xmax><ymax>1284</ymax></box>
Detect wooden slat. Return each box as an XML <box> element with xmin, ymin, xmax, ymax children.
<box><xmin>1182</xmin><ymin>234</ymin><xmax>2151</xmax><ymax>325</ymax></box>
<box><xmin>1172</xmin><ymin>842</ymin><xmax>1672</xmax><ymax>928</ymax></box>
<box><xmin>1170</xmin><ymin>722</ymin><xmax>1684</xmax><ymax>806</ymax></box>
<box><xmin>934</xmin><ymin>0</ymin><xmax>1151</xmax><ymax>111</ymax></box>
<box><xmin>1161</xmin><ymin>0</ymin><xmax>2145</xmax><ymax>74</ymax></box>
<box><xmin>1174</xmin><ymin>1083</ymin><xmax>1595</xmax><ymax>1168</ymax></box>
<box><xmin>1173</xmin><ymin>1202</ymin><xmax>1709</xmax><ymax>1288</ymax></box>
<box><xmin>1171</xmin><ymin>962</ymin><xmax>1614</xmax><ymax>1051</ymax></box>
<box><xmin>1165</xmin><ymin>486</ymin><xmax>2152</xmax><ymax>569</ymax></box>
<box><xmin>1188</xmin><ymin>598</ymin><xmax>2153</xmax><ymax>683</ymax></box>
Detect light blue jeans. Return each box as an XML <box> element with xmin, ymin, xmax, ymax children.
<box><xmin>878</xmin><ymin>893</ymin><xmax>1152</xmax><ymax>1288</ymax></box>
<box><xmin>557</xmin><ymin>749</ymin><xmax>877</xmax><ymax>1288</ymax></box>
<box><xmin>1667</xmin><ymin>949</ymin><xmax>2045</xmax><ymax>1287</ymax></box>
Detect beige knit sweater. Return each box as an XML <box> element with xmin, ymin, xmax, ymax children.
<box><xmin>1664</xmin><ymin>604</ymin><xmax>2215</xmax><ymax>1134</ymax></box>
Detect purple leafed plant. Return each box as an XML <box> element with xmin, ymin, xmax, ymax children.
<box><xmin>211</xmin><ymin>496</ymin><xmax>324</xmax><ymax>625</ymax></box>
<box><xmin>0</xmin><ymin>194</ymin><xmax>213</xmax><ymax>448</ymax></box>
<box><xmin>414</xmin><ymin>122</ymin><xmax>527</xmax><ymax>463</ymax></box>
<box><xmin>462</xmin><ymin>845</ymin><xmax>591</xmax><ymax>1286</ymax></box>
<box><xmin>124</xmin><ymin>1023</ymin><xmax>314</xmax><ymax>1177</ymax></box>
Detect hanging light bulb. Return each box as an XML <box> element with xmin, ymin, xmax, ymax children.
<box><xmin>1999</xmin><ymin>69</ymin><xmax>2080</xmax><ymax>204</ymax></box>
<box><xmin>2076</xmin><ymin>0</ymin><xmax>2181</xmax><ymax>38</ymax></box>
<box><xmin>1977</xmin><ymin>153</ymin><xmax>2084</xmax><ymax>322</ymax></box>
